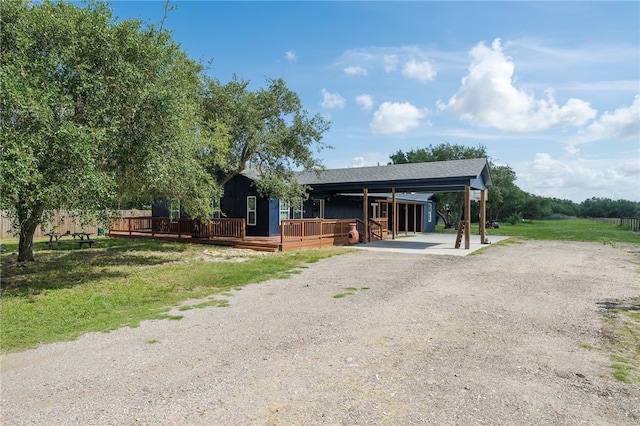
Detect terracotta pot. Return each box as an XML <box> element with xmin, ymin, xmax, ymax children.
<box><xmin>348</xmin><ymin>223</ymin><xmax>359</xmax><ymax>244</ymax></box>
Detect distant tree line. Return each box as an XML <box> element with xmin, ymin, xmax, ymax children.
<box><xmin>390</xmin><ymin>144</ymin><xmax>640</xmax><ymax>226</ymax></box>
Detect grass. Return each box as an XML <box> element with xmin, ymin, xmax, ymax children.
<box><xmin>0</xmin><ymin>236</ymin><xmax>349</xmax><ymax>353</ymax></box>
<box><xmin>437</xmin><ymin>218</ymin><xmax>640</xmax><ymax>244</ymax></box>
<box><xmin>332</xmin><ymin>286</ymin><xmax>370</xmax><ymax>299</ymax></box>
<box><xmin>597</xmin><ymin>298</ymin><xmax>640</xmax><ymax>383</ymax></box>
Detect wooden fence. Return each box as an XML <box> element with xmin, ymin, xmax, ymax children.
<box><xmin>0</xmin><ymin>210</ymin><xmax>151</xmax><ymax>239</ymax></box>
<box><xmin>620</xmin><ymin>217</ymin><xmax>640</xmax><ymax>232</ymax></box>
<box><xmin>590</xmin><ymin>217</ymin><xmax>640</xmax><ymax>232</ymax></box>
<box><xmin>109</xmin><ymin>217</ymin><xmax>246</xmax><ymax>240</ymax></box>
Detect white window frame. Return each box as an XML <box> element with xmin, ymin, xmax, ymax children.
<box><xmin>428</xmin><ymin>204</ymin><xmax>433</xmax><ymax>222</ymax></box>
<box><xmin>312</xmin><ymin>199</ymin><xmax>325</xmax><ymax>218</ymax></box>
<box><xmin>170</xmin><ymin>198</ymin><xmax>180</xmax><ymax>223</ymax></box>
<box><xmin>247</xmin><ymin>196</ymin><xmax>257</xmax><ymax>226</ymax></box>
<box><xmin>279</xmin><ymin>200</ymin><xmax>290</xmax><ymax>223</ymax></box>
<box><xmin>292</xmin><ymin>201</ymin><xmax>303</xmax><ymax>219</ymax></box>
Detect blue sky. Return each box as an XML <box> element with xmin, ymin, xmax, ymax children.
<box><xmin>108</xmin><ymin>1</ymin><xmax>639</xmax><ymax>203</ymax></box>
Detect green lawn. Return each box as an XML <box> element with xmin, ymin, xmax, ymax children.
<box><xmin>438</xmin><ymin>218</ymin><xmax>640</xmax><ymax>245</ymax></box>
<box><xmin>0</xmin><ymin>237</ymin><xmax>349</xmax><ymax>353</ymax></box>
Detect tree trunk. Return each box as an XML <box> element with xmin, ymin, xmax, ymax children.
<box><xmin>437</xmin><ymin>210</ymin><xmax>454</xmax><ymax>229</ymax></box>
<box><xmin>18</xmin><ymin>229</ymin><xmax>36</xmax><ymax>263</ymax></box>
<box><xmin>17</xmin><ymin>205</ymin><xmax>45</xmax><ymax>263</ymax></box>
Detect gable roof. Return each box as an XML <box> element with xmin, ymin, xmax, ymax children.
<box><xmin>295</xmin><ymin>158</ymin><xmax>492</xmax><ymax>194</ymax></box>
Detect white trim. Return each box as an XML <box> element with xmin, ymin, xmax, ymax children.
<box><xmin>247</xmin><ymin>196</ymin><xmax>256</xmax><ymax>226</ymax></box>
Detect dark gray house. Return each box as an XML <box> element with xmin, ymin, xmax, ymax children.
<box><xmin>154</xmin><ymin>158</ymin><xmax>492</xmax><ymax>238</ymax></box>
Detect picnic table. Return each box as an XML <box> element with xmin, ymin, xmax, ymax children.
<box><xmin>46</xmin><ymin>231</ymin><xmax>96</xmax><ymax>249</ymax></box>
<box><xmin>46</xmin><ymin>231</ymin><xmax>71</xmax><ymax>249</ymax></box>
<box><xmin>73</xmin><ymin>232</ymin><xmax>95</xmax><ymax>248</ymax></box>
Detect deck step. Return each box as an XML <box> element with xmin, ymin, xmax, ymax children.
<box><xmin>234</xmin><ymin>244</ymin><xmax>279</xmax><ymax>253</ymax></box>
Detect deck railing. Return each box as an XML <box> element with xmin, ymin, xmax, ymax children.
<box><xmin>368</xmin><ymin>218</ymin><xmax>388</xmax><ymax>240</ymax></box>
<box><xmin>109</xmin><ymin>217</ymin><xmax>245</xmax><ymax>240</ymax></box>
<box><xmin>281</xmin><ymin>218</ymin><xmax>357</xmax><ymax>243</ymax></box>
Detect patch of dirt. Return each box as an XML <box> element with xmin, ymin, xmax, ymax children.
<box><xmin>198</xmin><ymin>247</ymin><xmax>273</xmax><ymax>262</ymax></box>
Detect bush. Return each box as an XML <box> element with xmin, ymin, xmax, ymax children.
<box><xmin>506</xmin><ymin>213</ymin><xmax>522</xmax><ymax>225</ymax></box>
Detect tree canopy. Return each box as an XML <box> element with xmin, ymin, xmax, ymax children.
<box><xmin>1</xmin><ymin>0</ymin><xmax>217</xmax><ymax>261</ymax></box>
<box><xmin>201</xmin><ymin>75</ymin><xmax>331</xmax><ymax>203</ymax></box>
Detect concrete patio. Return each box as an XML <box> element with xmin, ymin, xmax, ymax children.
<box><xmin>351</xmin><ymin>232</ymin><xmax>510</xmax><ymax>256</ymax></box>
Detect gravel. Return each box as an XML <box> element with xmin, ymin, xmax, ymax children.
<box><xmin>1</xmin><ymin>240</ymin><xmax>639</xmax><ymax>425</ymax></box>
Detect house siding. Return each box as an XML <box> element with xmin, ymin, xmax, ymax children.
<box><xmin>219</xmin><ymin>174</ymin><xmax>274</xmax><ymax>236</ymax></box>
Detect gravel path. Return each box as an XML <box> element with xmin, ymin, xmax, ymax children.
<box><xmin>2</xmin><ymin>240</ymin><xmax>639</xmax><ymax>425</ymax></box>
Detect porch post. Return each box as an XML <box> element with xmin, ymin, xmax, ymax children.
<box><xmin>480</xmin><ymin>189</ymin><xmax>487</xmax><ymax>243</ymax></box>
<box><xmin>413</xmin><ymin>203</ymin><xmax>417</xmax><ymax>234</ymax></box>
<box><xmin>464</xmin><ymin>185</ymin><xmax>471</xmax><ymax>249</ymax></box>
<box><xmin>363</xmin><ymin>188</ymin><xmax>369</xmax><ymax>244</ymax></box>
<box><xmin>404</xmin><ymin>202</ymin><xmax>409</xmax><ymax>236</ymax></box>
<box><xmin>391</xmin><ymin>188</ymin><xmax>396</xmax><ymax>240</ymax></box>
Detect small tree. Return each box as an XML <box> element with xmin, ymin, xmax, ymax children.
<box><xmin>1</xmin><ymin>0</ymin><xmax>216</xmax><ymax>261</ymax></box>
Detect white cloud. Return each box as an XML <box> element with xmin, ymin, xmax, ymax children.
<box><xmin>402</xmin><ymin>57</ymin><xmax>436</xmax><ymax>82</ymax></box>
<box><xmin>514</xmin><ymin>152</ymin><xmax>640</xmax><ymax>202</ymax></box>
<box><xmin>370</xmin><ymin>102</ymin><xmax>426</xmax><ymax>134</ymax></box>
<box><xmin>439</xmin><ymin>38</ymin><xmax>597</xmax><ymax>132</ymax></box>
<box><xmin>334</xmin><ymin>46</ymin><xmax>436</xmax><ymax>79</ymax></box>
<box><xmin>285</xmin><ymin>50</ymin><xmax>298</xmax><ymax>62</ymax></box>
<box><xmin>356</xmin><ymin>94</ymin><xmax>374</xmax><ymax>110</ymax></box>
<box><xmin>384</xmin><ymin>54</ymin><xmax>398</xmax><ymax>72</ymax></box>
<box><xmin>344</xmin><ymin>65</ymin><xmax>368</xmax><ymax>76</ymax></box>
<box><xmin>580</xmin><ymin>94</ymin><xmax>640</xmax><ymax>142</ymax></box>
<box><xmin>351</xmin><ymin>152</ymin><xmax>388</xmax><ymax>167</ymax></box>
<box><xmin>321</xmin><ymin>88</ymin><xmax>346</xmax><ymax>109</ymax></box>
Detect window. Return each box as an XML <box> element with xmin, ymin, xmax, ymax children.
<box><xmin>312</xmin><ymin>199</ymin><xmax>325</xmax><ymax>218</ymax></box>
<box><xmin>247</xmin><ymin>196</ymin><xmax>256</xmax><ymax>226</ymax></box>
<box><xmin>212</xmin><ymin>198</ymin><xmax>221</xmax><ymax>219</ymax></box>
<box><xmin>170</xmin><ymin>199</ymin><xmax>180</xmax><ymax>222</ymax></box>
<box><xmin>279</xmin><ymin>200</ymin><xmax>290</xmax><ymax>223</ymax></box>
<box><xmin>292</xmin><ymin>201</ymin><xmax>303</xmax><ymax>219</ymax></box>
<box><xmin>428</xmin><ymin>204</ymin><xmax>433</xmax><ymax>222</ymax></box>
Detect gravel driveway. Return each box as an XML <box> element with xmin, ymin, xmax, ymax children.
<box><xmin>1</xmin><ymin>240</ymin><xmax>639</xmax><ymax>425</ymax></box>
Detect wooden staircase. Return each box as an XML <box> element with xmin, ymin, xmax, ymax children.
<box><xmin>454</xmin><ymin>220</ymin><xmax>466</xmax><ymax>249</ymax></box>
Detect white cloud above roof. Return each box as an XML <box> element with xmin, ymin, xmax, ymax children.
<box><xmin>515</xmin><ymin>152</ymin><xmax>640</xmax><ymax>201</ymax></box>
<box><xmin>402</xmin><ymin>57</ymin><xmax>436</xmax><ymax>82</ymax></box>
<box><xmin>356</xmin><ymin>94</ymin><xmax>374</xmax><ymax>110</ymax></box>
<box><xmin>321</xmin><ymin>88</ymin><xmax>346</xmax><ymax>109</ymax></box>
<box><xmin>580</xmin><ymin>94</ymin><xmax>640</xmax><ymax>142</ymax></box>
<box><xmin>438</xmin><ymin>38</ymin><xmax>598</xmax><ymax>132</ymax></box>
<box><xmin>370</xmin><ymin>102</ymin><xmax>426</xmax><ymax>134</ymax></box>
<box><xmin>344</xmin><ymin>65</ymin><xmax>367</xmax><ymax>76</ymax></box>
<box><xmin>284</xmin><ymin>50</ymin><xmax>298</xmax><ymax>62</ymax></box>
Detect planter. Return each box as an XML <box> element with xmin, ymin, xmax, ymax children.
<box><xmin>348</xmin><ymin>223</ymin><xmax>359</xmax><ymax>244</ymax></box>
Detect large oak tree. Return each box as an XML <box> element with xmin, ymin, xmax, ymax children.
<box><xmin>1</xmin><ymin>0</ymin><xmax>217</xmax><ymax>261</ymax></box>
<box><xmin>201</xmin><ymin>76</ymin><xmax>331</xmax><ymax>204</ymax></box>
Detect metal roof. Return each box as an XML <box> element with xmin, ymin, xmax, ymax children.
<box><xmin>294</xmin><ymin>158</ymin><xmax>492</xmax><ymax>194</ymax></box>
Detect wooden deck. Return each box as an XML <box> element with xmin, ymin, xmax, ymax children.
<box><xmin>109</xmin><ymin>217</ymin><xmax>388</xmax><ymax>252</ymax></box>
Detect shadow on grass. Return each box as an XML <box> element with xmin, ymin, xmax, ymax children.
<box><xmin>0</xmin><ymin>237</ymin><xmax>192</xmax><ymax>297</ymax></box>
